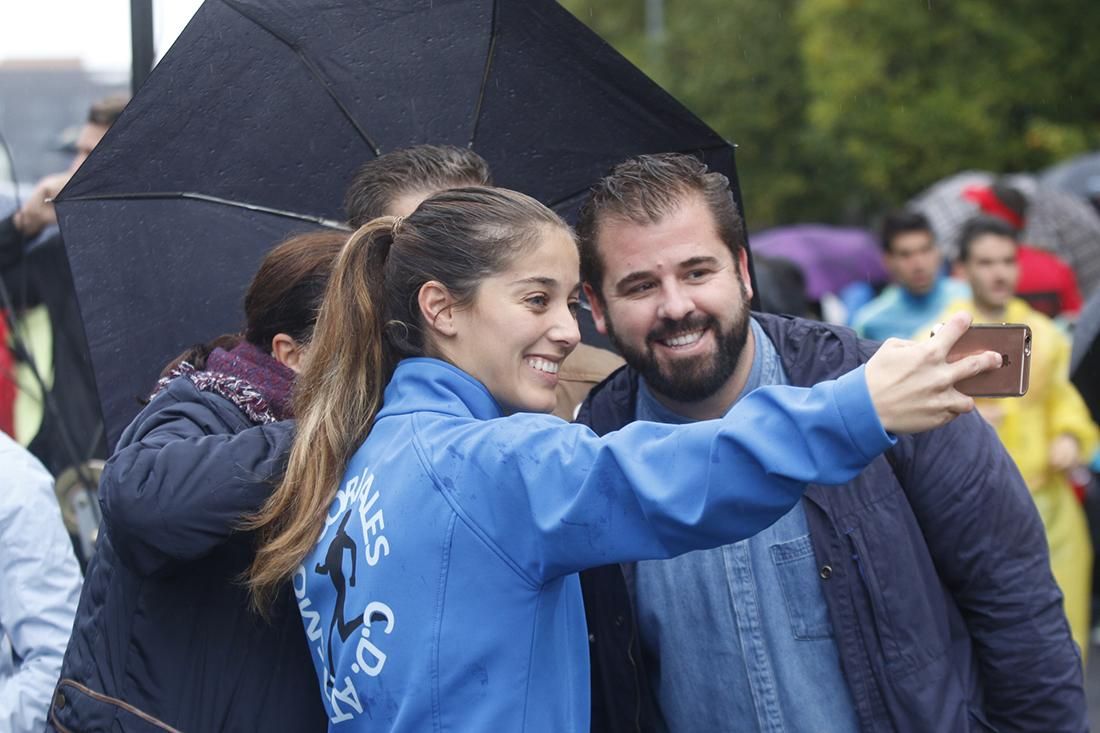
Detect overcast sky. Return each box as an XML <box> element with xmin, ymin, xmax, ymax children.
<box><xmin>1</xmin><ymin>0</ymin><xmax>203</xmax><ymax>72</ymax></box>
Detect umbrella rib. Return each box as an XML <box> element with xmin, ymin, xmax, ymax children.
<box><xmin>467</xmin><ymin>0</ymin><xmax>501</xmax><ymax>148</ymax></box>
<box><xmin>59</xmin><ymin>191</ymin><xmax>350</xmax><ymax>229</ymax></box>
<box><xmin>221</xmin><ymin>0</ymin><xmax>381</xmax><ymax>156</ymax></box>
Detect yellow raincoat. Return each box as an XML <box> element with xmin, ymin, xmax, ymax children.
<box><xmin>935</xmin><ymin>298</ymin><xmax>1099</xmax><ymax>660</ymax></box>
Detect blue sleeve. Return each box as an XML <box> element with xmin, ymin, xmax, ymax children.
<box><xmin>99</xmin><ymin>392</ymin><xmax>294</xmax><ymax>577</ymax></box>
<box><xmin>893</xmin><ymin>412</ymin><xmax>1087</xmax><ymax>732</ymax></box>
<box><xmin>414</xmin><ymin>366</ymin><xmax>893</xmax><ymax>584</ymax></box>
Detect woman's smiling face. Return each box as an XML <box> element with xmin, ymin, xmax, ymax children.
<box><xmin>443</xmin><ymin>225</ymin><xmax>582</xmax><ymax>414</ymax></box>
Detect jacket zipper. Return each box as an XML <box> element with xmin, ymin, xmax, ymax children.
<box><xmin>52</xmin><ymin>679</ymin><xmax>184</xmax><ymax>733</ymax></box>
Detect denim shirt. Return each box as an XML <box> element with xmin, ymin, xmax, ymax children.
<box><xmin>632</xmin><ymin>318</ymin><xmax>861</xmax><ymax>732</ymax></box>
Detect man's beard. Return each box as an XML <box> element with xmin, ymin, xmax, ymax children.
<box><xmin>605</xmin><ymin>286</ymin><xmax>751</xmax><ymax>404</ymax></box>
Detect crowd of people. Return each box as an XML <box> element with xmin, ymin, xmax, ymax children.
<box><xmin>0</xmin><ymin>95</ymin><xmax>1095</xmax><ymax>732</ymax></box>
<box><xmin>848</xmin><ymin>190</ymin><xmax>1100</xmax><ymax>669</ymax></box>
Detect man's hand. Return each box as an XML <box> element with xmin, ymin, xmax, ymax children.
<box><xmin>12</xmin><ymin>172</ymin><xmax>70</xmax><ymax>238</ymax></box>
<box><xmin>1048</xmin><ymin>434</ymin><xmax>1080</xmax><ymax>473</ymax></box>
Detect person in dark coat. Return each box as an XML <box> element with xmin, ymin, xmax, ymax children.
<box><xmin>574</xmin><ymin>153</ymin><xmax>1086</xmax><ymax>733</ymax></box>
<box><xmin>46</xmin><ymin>230</ymin><xmax>347</xmax><ymax>733</ymax></box>
<box><xmin>0</xmin><ymin>95</ymin><xmax>127</xmax><ymax>475</ymax></box>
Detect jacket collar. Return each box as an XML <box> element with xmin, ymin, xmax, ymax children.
<box><xmin>377</xmin><ymin>357</ymin><xmax>504</xmax><ymax>421</ymax></box>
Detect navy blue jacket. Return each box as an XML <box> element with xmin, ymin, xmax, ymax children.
<box><xmin>48</xmin><ymin>377</ymin><xmax>327</xmax><ymax>732</ymax></box>
<box><xmin>578</xmin><ymin>314</ymin><xmax>1086</xmax><ymax>733</ymax></box>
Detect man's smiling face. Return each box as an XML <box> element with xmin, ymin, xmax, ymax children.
<box><xmin>586</xmin><ymin>192</ymin><xmax>752</xmax><ymax>403</ymax></box>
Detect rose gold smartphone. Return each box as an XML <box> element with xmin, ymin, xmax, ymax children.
<box><xmin>945</xmin><ymin>324</ymin><xmax>1031</xmax><ymax>397</ymax></box>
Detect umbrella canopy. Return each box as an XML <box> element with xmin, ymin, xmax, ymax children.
<box><xmin>56</xmin><ymin>0</ymin><xmax>745</xmax><ymax>448</ymax></box>
<box><xmin>1041</xmin><ymin>151</ymin><xmax>1100</xmax><ymax>199</ymax></box>
<box><xmin>910</xmin><ymin>171</ymin><xmax>1100</xmax><ymax>296</ymax></box>
<box><xmin>750</xmin><ymin>225</ymin><xmax>887</xmax><ymax>301</ymax></box>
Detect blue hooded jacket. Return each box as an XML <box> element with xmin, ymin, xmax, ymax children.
<box><xmin>298</xmin><ymin>356</ymin><xmax>893</xmax><ymax>731</ymax></box>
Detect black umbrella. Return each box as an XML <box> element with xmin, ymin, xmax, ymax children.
<box><xmin>56</xmin><ymin>0</ymin><xmax>745</xmax><ymax>448</ymax></box>
<box><xmin>1072</xmin><ymin>289</ymin><xmax>1100</xmax><ymax>425</ymax></box>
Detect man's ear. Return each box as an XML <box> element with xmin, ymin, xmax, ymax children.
<box><xmin>271</xmin><ymin>333</ymin><xmax>303</xmax><ymax>373</ymax></box>
<box><xmin>882</xmin><ymin>250</ymin><xmax>900</xmax><ymax>281</ymax></box>
<box><xmin>418</xmin><ymin>280</ymin><xmax>458</xmax><ymax>338</ymax></box>
<box><xmin>737</xmin><ymin>248</ymin><xmax>754</xmax><ymax>303</ymax></box>
<box><xmin>583</xmin><ymin>282</ymin><xmax>609</xmax><ymax>335</ymax></box>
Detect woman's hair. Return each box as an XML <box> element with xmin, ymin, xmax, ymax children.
<box><xmin>247</xmin><ymin>186</ymin><xmax>569</xmax><ymax>612</ymax></box>
<box><xmin>157</xmin><ymin>230</ymin><xmax>347</xmax><ymax>379</ymax></box>
<box><xmin>243</xmin><ymin>230</ymin><xmax>350</xmax><ymax>348</ymax></box>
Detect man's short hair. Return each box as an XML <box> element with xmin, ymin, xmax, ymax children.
<box><xmin>344</xmin><ymin>145</ymin><xmax>492</xmax><ymax>227</ymax></box>
<box><xmin>957</xmin><ymin>215</ymin><xmax>1018</xmax><ymax>262</ymax></box>
<box><xmin>880</xmin><ymin>209</ymin><xmax>932</xmax><ymax>253</ymax></box>
<box><xmin>575</xmin><ymin>153</ymin><xmax>746</xmax><ymax>299</ymax></box>
<box><xmin>88</xmin><ymin>95</ymin><xmax>128</xmax><ymax>127</ymax></box>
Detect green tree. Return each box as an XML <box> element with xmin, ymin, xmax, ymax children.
<box><xmin>798</xmin><ymin>0</ymin><xmax>1100</xmax><ymax>211</ymax></box>
<box><xmin>561</xmin><ymin>0</ymin><xmax>854</xmax><ymax>227</ymax></box>
<box><xmin>561</xmin><ymin>0</ymin><xmax>1100</xmax><ymax>226</ymax></box>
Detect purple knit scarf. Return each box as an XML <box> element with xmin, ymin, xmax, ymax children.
<box><xmin>152</xmin><ymin>341</ymin><xmax>295</xmax><ymax>424</ymax></box>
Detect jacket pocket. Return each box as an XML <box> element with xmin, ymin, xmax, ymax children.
<box><xmin>49</xmin><ymin>679</ymin><xmax>184</xmax><ymax>733</ymax></box>
<box><xmin>770</xmin><ymin>533</ymin><xmax>834</xmax><ymax>640</ymax></box>
<box><xmin>846</xmin><ymin>519</ymin><xmax>948</xmax><ymax>677</ymax></box>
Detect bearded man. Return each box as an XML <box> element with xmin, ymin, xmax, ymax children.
<box><xmin>573</xmin><ymin>153</ymin><xmax>1085</xmax><ymax>733</ymax></box>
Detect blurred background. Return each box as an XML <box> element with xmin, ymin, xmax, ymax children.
<box><xmin>561</xmin><ymin>0</ymin><xmax>1100</xmax><ymax>229</ymax></box>
<box><xmin>2</xmin><ymin>0</ymin><xmax>1098</xmax><ymax>723</ymax></box>
<box><xmin>0</xmin><ymin>1</ymin><xmax>201</xmax><ymax>197</ymax></box>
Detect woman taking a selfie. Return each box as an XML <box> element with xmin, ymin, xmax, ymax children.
<box><xmin>247</xmin><ymin>187</ymin><xmax>992</xmax><ymax>732</ymax></box>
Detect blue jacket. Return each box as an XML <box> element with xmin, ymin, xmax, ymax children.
<box><xmin>578</xmin><ymin>314</ymin><xmax>1086</xmax><ymax>733</ymax></box>
<box><xmin>47</xmin><ymin>377</ymin><xmax>327</xmax><ymax>732</ymax></box>
<box><xmin>298</xmin><ymin>356</ymin><xmax>892</xmax><ymax>731</ymax></box>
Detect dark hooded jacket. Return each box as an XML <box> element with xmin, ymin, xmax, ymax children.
<box><xmin>579</xmin><ymin>313</ymin><xmax>1086</xmax><ymax>733</ymax></box>
<box><xmin>46</xmin><ymin>375</ymin><xmax>326</xmax><ymax>732</ymax></box>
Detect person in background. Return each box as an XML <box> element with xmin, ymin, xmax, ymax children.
<box><xmin>0</xmin><ymin>94</ymin><xmax>128</xmax><ymax>474</ymax></box>
<box><xmin>574</xmin><ymin>154</ymin><xmax>1085</xmax><ymax>733</ymax></box>
<box><xmin>46</xmin><ymin>231</ymin><xmax>346</xmax><ymax>733</ymax></box>
<box><xmin>935</xmin><ymin>215</ymin><xmax>1098</xmax><ymax>662</ymax></box>
<box><xmin>0</xmin><ymin>431</ymin><xmax>81</xmax><ymax>733</ymax></box>
<box><xmin>851</xmin><ymin>209</ymin><xmax>968</xmax><ymax>341</ymax></box>
<box><xmin>343</xmin><ymin>144</ymin><xmax>622</xmax><ymax>418</ymax></box>
<box><xmin>344</xmin><ymin>144</ymin><xmax>493</xmax><ymax>228</ymax></box>
<box><xmin>752</xmin><ymin>253</ymin><xmax>812</xmax><ymax>318</ymax></box>
<box><xmin>963</xmin><ymin>182</ymin><xmax>1083</xmax><ymax>320</ymax></box>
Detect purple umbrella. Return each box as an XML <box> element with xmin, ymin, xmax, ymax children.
<box><xmin>750</xmin><ymin>225</ymin><xmax>888</xmax><ymax>301</ymax></box>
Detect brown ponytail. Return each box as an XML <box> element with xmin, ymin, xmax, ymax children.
<box><xmin>246</xmin><ymin>219</ymin><xmax>396</xmax><ymax>613</ymax></box>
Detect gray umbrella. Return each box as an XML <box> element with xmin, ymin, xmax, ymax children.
<box><xmin>1041</xmin><ymin>151</ymin><xmax>1100</xmax><ymax>199</ymax></box>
